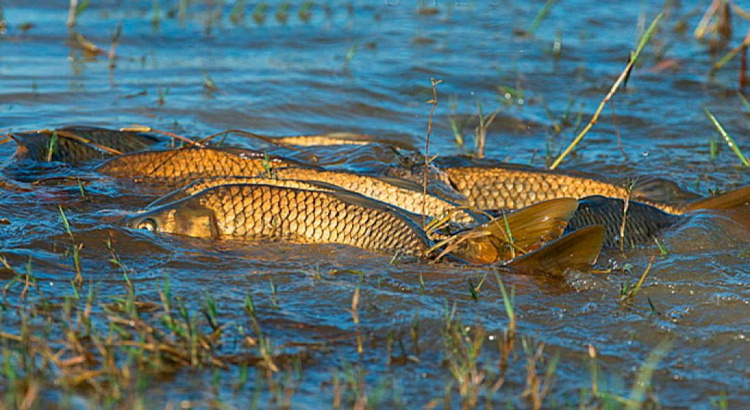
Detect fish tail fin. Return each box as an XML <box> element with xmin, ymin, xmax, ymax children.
<box><xmin>448</xmin><ymin>198</ymin><xmax>578</xmax><ymax>265</ymax></box>
<box><xmin>508</xmin><ymin>225</ymin><xmax>605</xmax><ymax>277</ymax></box>
<box><xmin>687</xmin><ymin>186</ymin><xmax>750</xmax><ymax>212</ymax></box>
<box><xmin>483</xmin><ymin>198</ymin><xmax>579</xmax><ymax>249</ymax></box>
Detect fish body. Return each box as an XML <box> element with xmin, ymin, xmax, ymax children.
<box><xmin>95</xmin><ymin>147</ymin><xmax>303</xmax><ymax>185</ymax></box>
<box><xmin>443</xmin><ymin>165</ymin><xmax>688</xmax><ymax>215</ymax></box>
<box><xmin>11</xmin><ymin>126</ymin><xmax>160</xmax><ymax>165</ymax></box>
<box><xmin>565</xmin><ymin>196</ymin><xmax>682</xmax><ymax>248</ymax></box>
<box><xmin>125</xmin><ymin>183</ymin><xmax>431</xmax><ymax>255</ymax></box>
<box><xmin>129</xmin><ymin>181</ymin><xmax>588</xmax><ymax>267</ymax></box>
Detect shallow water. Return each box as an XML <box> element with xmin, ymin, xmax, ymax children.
<box><xmin>1</xmin><ymin>0</ymin><xmax>749</xmax><ymax>408</ymax></box>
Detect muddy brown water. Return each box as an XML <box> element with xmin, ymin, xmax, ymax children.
<box><xmin>1</xmin><ymin>0</ymin><xmax>749</xmax><ymax>407</ymax></box>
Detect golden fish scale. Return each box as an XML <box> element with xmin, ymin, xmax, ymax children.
<box><xmin>446</xmin><ymin>167</ymin><xmax>629</xmax><ymax>209</ymax></box>
<box><xmin>446</xmin><ymin>167</ymin><xmax>688</xmax><ymax>214</ymax></box>
<box><xmin>273</xmin><ymin>135</ymin><xmax>370</xmax><ymax>146</ymax></box>
<box><xmin>196</xmin><ymin>184</ymin><xmax>428</xmax><ymax>253</ymax></box>
<box><xmin>186</xmin><ymin>177</ymin><xmax>333</xmax><ymax>195</ymax></box>
<box><xmin>273</xmin><ymin>168</ymin><xmax>460</xmax><ymax>218</ymax></box>
<box><xmin>96</xmin><ymin>148</ymin><xmax>293</xmax><ymax>182</ymax></box>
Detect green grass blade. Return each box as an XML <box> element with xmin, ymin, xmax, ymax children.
<box><xmin>704</xmin><ymin>106</ymin><xmax>750</xmax><ymax>166</ymax></box>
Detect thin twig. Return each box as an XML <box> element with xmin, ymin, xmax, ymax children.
<box><xmin>711</xmin><ymin>28</ymin><xmax>750</xmax><ymax>74</ymax></box>
<box><xmin>123</xmin><ymin>125</ymin><xmax>202</xmax><ymax>148</ymax></box>
<box><xmin>108</xmin><ymin>22</ymin><xmax>122</xmax><ymax>69</ymax></box>
<box><xmin>423</xmin><ymin>78</ymin><xmax>442</xmax><ymax>226</ymax></box>
<box><xmin>694</xmin><ymin>0</ymin><xmax>721</xmax><ymax>39</ymax></box>
<box><xmin>67</xmin><ymin>0</ymin><xmax>79</xmax><ymax>28</ymax></box>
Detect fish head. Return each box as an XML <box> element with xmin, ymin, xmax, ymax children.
<box><xmin>123</xmin><ymin>197</ymin><xmax>219</xmax><ymax>239</ymax></box>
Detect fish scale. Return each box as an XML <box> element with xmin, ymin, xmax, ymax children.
<box><xmin>95</xmin><ymin>147</ymin><xmax>300</xmax><ymax>185</ymax></box>
<box><xmin>444</xmin><ymin>166</ymin><xmax>688</xmax><ymax>215</ymax></box>
<box><xmin>135</xmin><ymin>184</ymin><xmax>431</xmax><ymax>254</ymax></box>
<box><xmin>271</xmin><ymin>168</ymin><xmax>473</xmax><ymax>222</ymax></box>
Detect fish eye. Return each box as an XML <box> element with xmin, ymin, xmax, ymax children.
<box><xmin>136</xmin><ymin>218</ymin><xmax>157</xmax><ymax>232</ymax></box>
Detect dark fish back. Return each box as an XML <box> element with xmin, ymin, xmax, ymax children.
<box><xmin>11</xmin><ymin>126</ymin><xmax>161</xmax><ymax>165</ymax></box>
<box><xmin>565</xmin><ymin>196</ymin><xmax>682</xmax><ymax>249</ymax></box>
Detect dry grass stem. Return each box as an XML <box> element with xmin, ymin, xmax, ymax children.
<box><xmin>550</xmin><ymin>12</ymin><xmax>663</xmax><ymax>170</ymax></box>
<box><xmin>423</xmin><ymin>78</ymin><xmax>442</xmax><ymax>226</ymax></box>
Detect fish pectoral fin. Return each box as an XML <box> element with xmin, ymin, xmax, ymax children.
<box><xmin>687</xmin><ymin>186</ymin><xmax>750</xmax><ymax>212</ymax></box>
<box><xmin>483</xmin><ymin>198</ymin><xmax>579</xmax><ymax>250</ymax></box>
<box><xmin>507</xmin><ymin>225</ymin><xmax>605</xmax><ymax>277</ymax></box>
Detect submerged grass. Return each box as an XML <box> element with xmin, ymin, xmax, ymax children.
<box><xmin>0</xmin><ymin>273</ymin><xmax>309</xmax><ymax>407</ymax></box>
<box><xmin>0</xmin><ymin>250</ymin><xmax>676</xmax><ymax>408</ymax></box>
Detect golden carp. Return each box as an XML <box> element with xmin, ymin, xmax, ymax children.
<box><xmin>126</xmin><ymin>183</ymin><xmax>597</xmax><ymax>269</ymax></box>
<box><xmin>389</xmin><ymin>155</ymin><xmax>706</xmax><ymax>214</ymax></box>
<box><xmin>442</xmin><ymin>164</ymin><xmax>691</xmax><ymax>215</ymax></box>
<box><xmin>508</xmin><ymin>225</ymin><xmax>605</xmax><ymax>277</ymax></box>
<box><xmin>95</xmin><ymin>147</ymin><xmax>305</xmax><ymax>185</ymax></box>
<box><xmin>126</xmin><ymin>183</ymin><xmax>432</xmax><ymax>255</ymax></box>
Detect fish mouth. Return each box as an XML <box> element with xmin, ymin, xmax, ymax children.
<box><xmin>120</xmin><ymin>213</ymin><xmax>145</xmax><ymax>229</ymax></box>
<box><xmin>120</xmin><ymin>211</ymin><xmax>157</xmax><ymax>231</ymax></box>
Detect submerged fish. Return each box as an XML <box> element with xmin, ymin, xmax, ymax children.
<box><xmin>11</xmin><ymin>126</ymin><xmax>160</xmax><ymax>165</ymax></box>
<box><xmin>95</xmin><ymin>147</ymin><xmax>305</xmax><ymax>185</ymax></box>
<box><xmin>125</xmin><ymin>183</ymin><xmax>600</xmax><ymax>271</ymax></box>
<box><xmin>564</xmin><ymin>196</ymin><xmax>682</xmax><ymax>248</ymax></box>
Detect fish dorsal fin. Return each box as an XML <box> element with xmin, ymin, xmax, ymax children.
<box><xmin>372</xmin><ymin>175</ymin><xmax>426</xmax><ymax>193</ymax></box>
<box><xmin>329</xmin><ymin>186</ymin><xmax>418</xmax><ymax>217</ymax></box>
<box><xmin>483</xmin><ymin>198</ymin><xmax>579</xmax><ymax>250</ymax></box>
<box><xmin>278</xmin><ymin>178</ymin><xmax>346</xmax><ymax>193</ymax></box>
<box><xmin>630</xmin><ymin>175</ymin><xmax>702</xmax><ymax>203</ymax></box>
<box><xmin>219</xmin><ymin>147</ymin><xmax>267</xmax><ymax>157</ymax></box>
<box><xmin>577</xmin><ymin>195</ymin><xmax>613</xmax><ymax>208</ymax></box>
<box><xmin>374</xmin><ymin>174</ymin><xmax>469</xmax><ymax>204</ymax></box>
<box><xmin>220</xmin><ymin>148</ymin><xmax>315</xmax><ymax>168</ymax></box>
<box><xmin>687</xmin><ymin>186</ymin><xmax>750</xmax><ymax>212</ymax></box>
<box><xmin>507</xmin><ymin>225</ymin><xmax>605</xmax><ymax>277</ymax></box>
